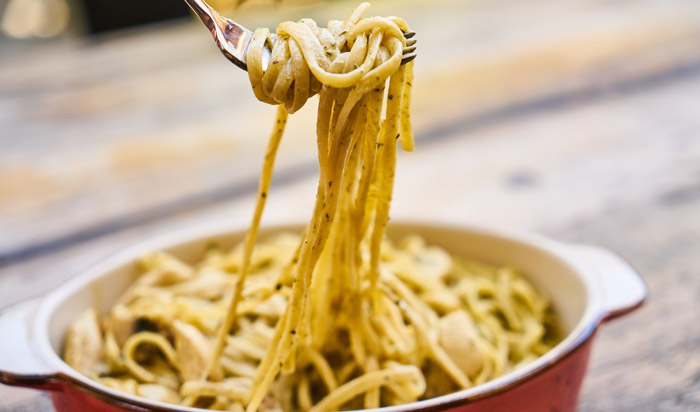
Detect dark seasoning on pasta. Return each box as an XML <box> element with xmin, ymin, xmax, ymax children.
<box><xmin>63</xmin><ymin>3</ymin><xmax>559</xmax><ymax>411</ymax></box>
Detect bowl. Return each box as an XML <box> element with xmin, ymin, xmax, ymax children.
<box><xmin>0</xmin><ymin>221</ymin><xmax>646</xmax><ymax>412</ymax></box>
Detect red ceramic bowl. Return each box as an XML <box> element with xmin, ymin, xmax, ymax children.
<box><xmin>0</xmin><ymin>222</ymin><xmax>646</xmax><ymax>412</ymax></box>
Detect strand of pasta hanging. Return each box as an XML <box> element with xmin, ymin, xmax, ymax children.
<box><xmin>62</xmin><ymin>3</ymin><xmax>559</xmax><ymax>412</ymax></box>
<box><xmin>216</xmin><ymin>4</ymin><xmax>420</xmax><ymax>411</ymax></box>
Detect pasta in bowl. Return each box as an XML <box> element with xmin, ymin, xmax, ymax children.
<box><xmin>61</xmin><ymin>226</ymin><xmax>559</xmax><ymax>411</ymax></box>
<box><xmin>0</xmin><ymin>3</ymin><xmax>646</xmax><ymax>411</ymax></box>
<box><xmin>0</xmin><ymin>221</ymin><xmax>646</xmax><ymax>412</ymax></box>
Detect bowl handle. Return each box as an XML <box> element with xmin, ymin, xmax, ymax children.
<box><xmin>571</xmin><ymin>245</ymin><xmax>648</xmax><ymax>322</ymax></box>
<box><xmin>0</xmin><ymin>299</ymin><xmax>60</xmax><ymax>390</ymax></box>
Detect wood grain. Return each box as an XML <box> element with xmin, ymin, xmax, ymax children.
<box><xmin>1</xmin><ymin>0</ymin><xmax>699</xmax><ymax>263</ymax></box>
<box><xmin>2</xmin><ymin>52</ymin><xmax>700</xmax><ymax>412</ymax></box>
<box><xmin>1</xmin><ymin>0</ymin><xmax>699</xmax><ymax>410</ymax></box>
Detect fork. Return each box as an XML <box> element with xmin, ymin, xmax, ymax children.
<box><xmin>183</xmin><ymin>0</ymin><xmax>417</xmax><ymax>71</ymax></box>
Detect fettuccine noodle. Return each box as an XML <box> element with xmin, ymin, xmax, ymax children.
<box><xmin>63</xmin><ymin>3</ymin><xmax>558</xmax><ymax>411</ymax></box>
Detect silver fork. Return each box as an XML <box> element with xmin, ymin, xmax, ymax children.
<box><xmin>183</xmin><ymin>0</ymin><xmax>417</xmax><ymax>71</ymax></box>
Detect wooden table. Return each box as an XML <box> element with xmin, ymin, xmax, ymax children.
<box><xmin>1</xmin><ymin>0</ymin><xmax>698</xmax><ymax>410</ymax></box>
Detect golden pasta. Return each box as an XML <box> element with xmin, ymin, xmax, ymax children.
<box><xmin>63</xmin><ymin>3</ymin><xmax>558</xmax><ymax>411</ymax></box>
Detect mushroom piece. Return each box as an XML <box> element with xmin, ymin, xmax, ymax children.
<box><xmin>438</xmin><ymin>310</ymin><xmax>485</xmax><ymax>377</ymax></box>
<box><xmin>64</xmin><ymin>308</ymin><xmax>105</xmax><ymax>377</ymax></box>
<box><xmin>103</xmin><ymin>330</ymin><xmax>126</xmax><ymax>372</ymax></box>
<box><xmin>137</xmin><ymin>383</ymin><xmax>182</xmax><ymax>404</ymax></box>
<box><xmin>172</xmin><ymin>320</ymin><xmax>213</xmax><ymax>381</ymax></box>
<box><xmin>104</xmin><ymin>304</ymin><xmax>136</xmax><ymax>347</ymax></box>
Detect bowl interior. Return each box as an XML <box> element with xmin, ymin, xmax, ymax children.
<box><xmin>46</xmin><ymin>223</ymin><xmax>589</xmax><ymax>364</ymax></box>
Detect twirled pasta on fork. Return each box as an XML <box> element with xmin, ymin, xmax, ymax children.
<box><xmin>63</xmin><ymin>4</ymin><xmax>558</xmax><ymax>411</ymax></box>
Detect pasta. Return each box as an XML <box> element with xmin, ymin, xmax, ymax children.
<box><xmin>62</xmin><ymin>3</ymin><xmax>558</xmax><ymax>412</ymax></box>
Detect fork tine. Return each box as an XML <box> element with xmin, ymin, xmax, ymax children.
<box><xmin>401</xmin><ymin>52</ymin><xmax>417</xmax><ymax>65</ymax></box>
<box><xmin>401</xmin><ymin>30</ymin><xmax>416</xmax><ymax>65</ymax></box>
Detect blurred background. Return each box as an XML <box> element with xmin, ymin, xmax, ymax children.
<box><xmin>0</xmin><ymin>0</ymin><xmax>699</xmax><ymax>411</ymax></box>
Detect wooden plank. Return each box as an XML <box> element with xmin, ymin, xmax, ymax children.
<box><xmin>2</xmin><ymin>58</ymin><xmax>699</xmax><ymax>306</ymax></box>
<box><xmin>1</xmin><ymin>0</ymin><xmax>699</xmax><ymax>409</ymax></box>
<box><xmin>1</xmin><ymin>54</ymin><xmax>699</xmax><ymax>411</ymax></box>
<box><xmin>563</xmin><ymin>197</ymin><xmax>700</xmax><ymax>412</ymax></box>
<box><xmin>1</xmin><ymin>0</ymin><xmax>700</xmax><ymax>262</ymax></box>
